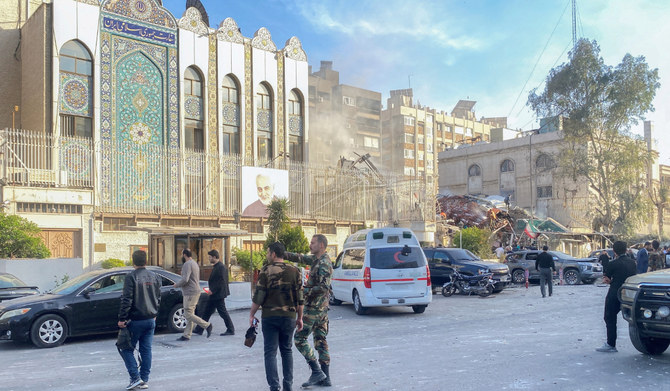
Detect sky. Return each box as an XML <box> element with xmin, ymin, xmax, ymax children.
<box><xmin>163</xmin><ymin>0</ymin><xmax>670</xmax><ymax>165</ymax></box>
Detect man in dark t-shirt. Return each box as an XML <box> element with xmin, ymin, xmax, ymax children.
<box><xmin>596</xmin><ymin>241</ymin><xmax>636</xmax><ymax>353</ymax></box>
<box><xmin>535</xmin><ymin>246</ymin><xmax>556</xmax><ymax>298</ymax></box>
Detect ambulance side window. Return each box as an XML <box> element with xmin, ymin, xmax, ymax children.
<box><xmin>333</xmin><ymin>252</ymin><xmax>343</xmax><ymax>269</ymax></box>
<box><xmin>342</xmin><ymin>249</ymin><xmax>365</xmax><ymax>270</ymax></box>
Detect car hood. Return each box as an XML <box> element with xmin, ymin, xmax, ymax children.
<box><xmin>625</xmin><ymin>269</ymin><xmax>670</xmax><ymax>285</ymax></box>
<box><xmin>0</xmin><ymin>293</ymin><xmax>62</xmax><ymax>311</ymax></box>
<box><xmin>463</xmin><ymin>260</ymin><xmax>509</xmax><ymax>271</ymax></box>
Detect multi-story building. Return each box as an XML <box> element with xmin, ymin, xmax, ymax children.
<box><xmin>381</xmin><ymin>89</ymin><xmax>504</xmax><ymax>193</ymax></box>
<box><xmin>308</xmin><ymin>61</ymin><xmax>382</xmax><ymax>166</ymax></box>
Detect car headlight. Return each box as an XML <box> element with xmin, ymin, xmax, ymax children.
<box><xmin>620</xmin><ymin>287</ymin><xmax>637</xmax><ymax>302</ymax></box>
<box><xmin>0</xmin><ymin>308</ymin><xmax>31</xmax><ymax>321</ymax></box>
<box><xmin>579</xmin><ymin>264</ymin><xmax>591</xmax><ymax>271</ymax></box>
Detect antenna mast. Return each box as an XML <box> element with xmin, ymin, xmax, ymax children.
<box><xmin>572</xmin><ymin>0</ymin><xmax>577</xmax><ymax>48</ymax></box>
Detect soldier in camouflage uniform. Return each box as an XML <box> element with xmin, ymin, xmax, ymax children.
<box><xmin>649</xmin><ymin>240</ymin><xmax>665</xmax><ymax>271</ymax></box>
<box><xmin>285</xmin><ymin>234</ymin><xmax>333</xmax><ymax>387</ymax></box>
<box><xmin>250</xmin><ymin>242</ymin><xmax>304</xmax><ymax>391</ymax></box>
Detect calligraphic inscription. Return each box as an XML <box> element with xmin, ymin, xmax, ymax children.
<box><xmin>102</xmin><ymin>16</ymin><xmax>175</xmax><ymax>45</ymax></box>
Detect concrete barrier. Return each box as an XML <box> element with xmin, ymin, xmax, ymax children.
<box><xmin>0</xmin><ymin>258</ymin><xmax>84</xmax><ymax>292</ymax></box>
<box><xmin>226</xmin><ymin>281</ymin><xmax>252</xmax><ymax>310</ymax></box>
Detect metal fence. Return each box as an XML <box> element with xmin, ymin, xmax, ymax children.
<box><xmin>0</xmin><ymin>128</ymin><xmax>434</xmax><ymax>223</ymax></box>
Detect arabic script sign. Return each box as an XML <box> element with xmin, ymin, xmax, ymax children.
<box><xmin>102</xmin><ymin>16</ymin><xmax>175</xmax><ymax>45</ymax></box>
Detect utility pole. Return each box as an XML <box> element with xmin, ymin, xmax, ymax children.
<box><xmin>572</xmin><ymin>0</ymin><xmax>577</xmax><ymax>48</ymax></box>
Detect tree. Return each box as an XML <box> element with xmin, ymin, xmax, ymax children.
<box><xmin>452</xmin><ymin>227</ymin><xmax>491</xmax><ymax>259</ymax></box>
<box><xmin>0</xmin><ymin>212</ymin><xmax>51</xmax><ymax>259</ymax></box>
<box><xmin>263</xmin><ymin>198</ymin><xmax>309</xmax><ymax>254</ymax></box>
<box><xmin>649</xmin><ymin>183</ymin><xmax>669</xmax><ymax>239</ymax></box>
<box><xmin>528</xmin><ymin>39</ymin><xmax>660</xmax><ymax>234</ymax></box>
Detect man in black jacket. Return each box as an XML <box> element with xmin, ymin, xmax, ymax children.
<box><xmin>117</xmin><ymin>250</ymin><xmax>162</xmax><ymax>390</ymax></box>
<box><xmin>194</xmin><ymin>250</ymin><xmax>235</xmax><ymax>336</ymax></box>
<box><xmin>596</xmin><ymin>241</ymin><xmax>636</xmax><ymax>353</ymax></box>
<box><xmin>535</xmin><ymin>246</ymin><xmax>556</xmax><ymax>298</ymax></box>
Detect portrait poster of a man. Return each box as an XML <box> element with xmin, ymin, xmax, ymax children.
<box><xmin>241</xmin><ymin>167</ymin><xmax>289</xmax><ymax>217</ymax></box>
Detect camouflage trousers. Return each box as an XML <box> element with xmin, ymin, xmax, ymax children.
<box><xmin>294</xmin><ymin>309</ymin><xmax>329</xmax><ymax>365</ymax></box>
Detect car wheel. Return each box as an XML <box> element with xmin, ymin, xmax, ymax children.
<box><xmin>512</xmin><ymin>269</ymin><xmax>526</xmax><ymax>284</ymax></box>
<box><xmin>31</xmin><ymin>314</ymin><xmax>68</xmax><ymax>348</ymax></box>
<box><xmin>629</xmin><ymin>324</ymin><xmax>670</xmax><ymax>355</ymax></box>
<box><xmin>167</xmin><ymin>304</ymin><xmax>187</xmax><ymax>333</ymax></box>
<box><xmin>329</xmin><ymin>295</ymin><xmax>343</xmax><ymax>306</ymax></box>
<box><xmin>563</xmin><ymin>269</ymin><xmax>579</xmax><ymax>285</ymax></box>
<box><xmin>412</xmin><ymin>305</ymin><xmax>427</xmax><ymax>314</ymax></box>
<box><xmin>352</xmin><ymin>290</ymin><xmax>368</xmax><ymax>315</ymax></box>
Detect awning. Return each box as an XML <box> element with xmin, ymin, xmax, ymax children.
<box><xmin>121</xmin><ymin>226</ymin><xmax>248</xmax><ymax>237</ymax></box>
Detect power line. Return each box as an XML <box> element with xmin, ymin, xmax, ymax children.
<box><xmin>506</xmin><ymin>0</ymin><xmax>571</xmax><ymax>119</ymax></box>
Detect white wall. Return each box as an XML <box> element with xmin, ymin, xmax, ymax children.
<box><xmin>0</xmin><ymin>258</ymin><xmax>84</xmax><ymax>292</ymax></box>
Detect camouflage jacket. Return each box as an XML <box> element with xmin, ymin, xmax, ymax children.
<box><xmin>285</xmin><ymin>252</ymin><xmax>333</xmax><ymax>311</ymax></box>
<box><xmin>252</xmin><ymin>261</ymin><xmax>304</xmax><ymax>318</ymax></box>
<box><xmin>649</xmin><ymin>251</ymin><xmax>664</xmax><ymax>271</ymax></box>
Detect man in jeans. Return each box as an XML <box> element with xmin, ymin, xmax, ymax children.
<box><xmin>535</xmin><ymin>246</ymin><xmax>555</xmax><ymax>298</ymax></box>
<box><xmin>118</xmin><ymin>250</ymin><xmax>161</xmax><ymax>390</ymax></box>
<box><xmin>250</xmin><ymin>242</ymin><xmax>304</xmax><ymax>391</ymax></box>
<box><xmin>174</xmin><ymin>248</ymin><xmax>212</xmax><ymax>341</ymax></box>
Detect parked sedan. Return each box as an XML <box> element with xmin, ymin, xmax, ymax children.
<box><xmin>0</xmin><ymin>267</ymin><xmax>208</xmax><ymax>348</ymax></box>
<box><xmin>0</xmin><ymin>273</ymin><xmax>40</xmax><ymax>302</ymax></box>
<box><xmin>504</xmin><ymin>250</ymin><xmax>603</xmax><ymax>285</ymax></box>
<box><xmin>423</xmin><ymin>247</ymin><xmax>511</xmax><ymax>293</ymax></box>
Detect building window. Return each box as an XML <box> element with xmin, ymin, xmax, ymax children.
<box><xmin>417</xmin><ymin>135</ymin><xmax>424</xmax><ymax>144</ymax></box>
<box><xmin>501</xmin><ymin>159</ymin><xmax>515</xmax><ymax>172</ymax></box>
<box><xmin>222</xmin><ymin>74</ymin><xmax>240</xmax><ymax>154</ymax></box>
<box><xmin>404</xmin><ymin>134</ymin><xmax>415</xmax><ymax>144</ymax></box>
<box><xmin>404</xmin><ymin>149</ymin><xmax>414</xmax><ymax>158</ymax></box>
<box><xmin>184</xmin><ymin>66</ymin><xmax>204</xmax><ymax>151</ymax></box>
<box><xmin>536</xmin><ymin>154</ymin><xmax>555</xmax><ymax>171</ymax></box>
<box><xmin>426</xmin><ymin>143</ymin><xmax>433</xmax><ymax>153</ymax></box>
<box><xmin>468</xmin><ymin>164</ymin><xmax>481</xmax><ymax>177</ymax></box>
<box><xmin>404</xmin><ymin>167</ymin><xmax>415</xmax><ymax>176</ymax></box>
<box><xmin>537</xmin><ymin>186</ymin><xmax>553</xmax><ymax>198</ymax></box>
<box><xmin>59</xmin><ymin>40</ymin><xmax>93</xmax><ymax>138</ymax></box>
<box><xmin>256</xmin><ymin>82</ymin><xmax>273</xmax><ymax>161</ymax></box>
<box><xmin>363</xmin><ymin>136</ymin><xmax>379</xmax><ymax>149</ymax></box>
<box><xmin>466</xmin><ymin>128</ymin><xmax>473</xmax><ymax>136</ymax></box>
<box><xmin>343</xmin><ymin>96</ymin><xmax>355</xmax><ymax>106</ymax></box>
<box><xmin>418</xmin><ymin>151</ymin><xmax>424</xmax><ymax>161</ymax></box>
<box><xmin>455</xmin><ymin>126</ymin><xmax>464</xmax><ymax>134</ymax></box>
<box><xmin>426</xmin><ymin>159</ymin><xmax>434</xmax><ymax>170</ymax></box>
<box><xmin>404</xmin><ymin>116</ymin><xmax>415</xmax><ymax>126</ymax></box>
<box><xmin>288</xmin><ymin>89</ymin><xmax>304</xmax><ymax>162</ymax></box>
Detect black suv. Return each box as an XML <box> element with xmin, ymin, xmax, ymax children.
<box><xmin>619</xmin><ymin>270</ymin><xmax>670</xmax><ymax>355</ymax></box>
<box><xmin>423</xmin><ymin>247</ymin><xmax>510</xmax><ymax>293</ymax></box>
<box><xmin>504</xmin><ymin>250</ymin><xmax>603</xmax><ymax>285</ymax></box>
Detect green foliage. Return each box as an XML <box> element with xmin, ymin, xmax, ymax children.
<box><xmin>53</xmin><ymin>274</ymin><xmax>70</xmax><ymax>288</ymax></box>
<box><xmin>528</xmin><ymin>39</ymin><xmax>660</xmax><ymax>233</ymax></box>
<box><xmin>265</xmin><ymin>225</ymin><xmax>310</xmax><ymax>255</ymax></box>
<box><xmin>451</xmin><ymin>227</ymin><xmax>492</xmax><ymax>259</ymax></box>
<box><xmin>233</xmin><ymin>247</ymin><xmax>266</xmax><ymax>271</ymax></box>
<box><xmin>266</xmin><ymin>198</ymin><xmax>291</xmax><ymax>242</ymax></box>
<box><xmin>101</xmin><ymin>258</ymin><xmax>126</xmax><ymax>269</ymax></box>
<box><xmin>0</xmin><ymin>212</ymin><xmax>50</xmax><ymax>259</ymax></box>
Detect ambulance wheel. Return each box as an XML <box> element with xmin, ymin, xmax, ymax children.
<box><xmin>352</xmin><ymin>290</ymin><xmax>368</xmax><ymax>315</ymax></box>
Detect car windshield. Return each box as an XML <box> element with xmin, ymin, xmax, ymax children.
<box><xmin>0</xmin><ymin>274</ymin><xmax>26</xmax><ymax>288</ymax></box>
<box><xmin>447</xmin><ymin>249</ymin><xmax>479</xmax><ymax>261</ymax></box>
<box><xmin>370</xmin><ymin>246</ymin><xmax>426</xmax><ymax>269</ymax></box>
<box><xmin>50</xmin><ymin>273</ymin><xmax>98</xmax><ymax>295</ymax></box>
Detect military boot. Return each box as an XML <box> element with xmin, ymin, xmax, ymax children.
<box><xmin>317</xmin><ymin>362</ymin><xmax>331</xmax><ymax>386</ymax></box>
<box><xmin>301</xmin><ymin>360</ymin><xmax>326</xmax><ymax>387</ymax></box>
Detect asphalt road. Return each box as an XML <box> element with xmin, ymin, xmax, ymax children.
<box><xmin>1</xmin><ymin>283</ymin><xmax>669</xmax><ymax>391</ymax></box>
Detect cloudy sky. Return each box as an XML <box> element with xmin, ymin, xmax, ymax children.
<box><xmin>163</xmin><ymin>0</ymin><xmax>670</xmax><ymax>164</ymax></box>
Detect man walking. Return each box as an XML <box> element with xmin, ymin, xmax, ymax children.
<box><xmin>174</xmin><ymin>248</ymin><xmax>211</xmax><ymax>341</ymax></box>
<box><xmin>636</xmin><ymin>242</ymin><xmax>650</xmax><ymax>274</ymax></box>
<box><xmin>535</xmin><ymin>246</ymin><xmax>556</xmax><ymax>298</ymax></box>
<box><xmin>285</xmin><ymin>234</ymin><xmax>333</xmax><ymax>387</ymax></box>
<box><xmin>250</xmin><ymin>242</ymin><xmax>304</xmax><ymax>391</ymax></box>
<box><xmin>118</xmin><ymin>250</ymin><xmax>161</xmax><ymax>390</ymax></box>
<box><xmin>194</xmin><ymin>250</ymin><xmax>235</xmax><ymax>336</ymax></box>
<box><xmin>596</xmin><ymin>240</ymin><xmax>637</xmax><ymax>353</ymax></box>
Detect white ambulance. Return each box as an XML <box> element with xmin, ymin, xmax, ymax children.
<box><xmin>330</xmin><ymin>228</ymin><xmax>432</xmax><ymax>315</ymax></box>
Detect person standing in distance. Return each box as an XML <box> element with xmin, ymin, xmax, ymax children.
<box><xmin>636</xmin><ymin>241</ymin><xmax>650</xmax><ymax>274</ymax></box>
<box><xmin>250</xmin><ymin>242</ymin><xmax>304</xmax><ymax>391</ymax></box>
<box><xmin>194</xmin><ymin>250</ymin><xmax>235</xmax><ymax>336</ymax></box>
<box><xmin>117</xmin><ymin>250</ymin><xmax>161</xmax><ymax>390</ymax></box>
<box><xmin>284</xmin><ymin>234</ymin><xmax>333</xmax><ymax>387</ymax></box>
<box><xmin>596</xmin><ymin>240</ymin><xmax>637</xmax><ymax>352</ymax></box>
<box><xmin>535</xmin><ymin>246</ymin><xmax>556</xmax><ymax>298</ymax></box>
<box><xmin>173</xmin><ymin>248</ymin><xmax>212</xmax><ymax>341</ymax></box>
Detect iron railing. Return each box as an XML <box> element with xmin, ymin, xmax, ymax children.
<box><xmin>0</xmin><ymin>128</ymin><xmax>434</xmax><ymax>223</ymax></box>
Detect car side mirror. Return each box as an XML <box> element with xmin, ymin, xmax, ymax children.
<box><xmin>82</xmin><ymin>287</ymin><xmax>95</xmax><ymax>299</ymax></box>
<box><xmin>442</xmin><ymin>259</ymin><xmax>451</xmax><ymax>265</ymax></box>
